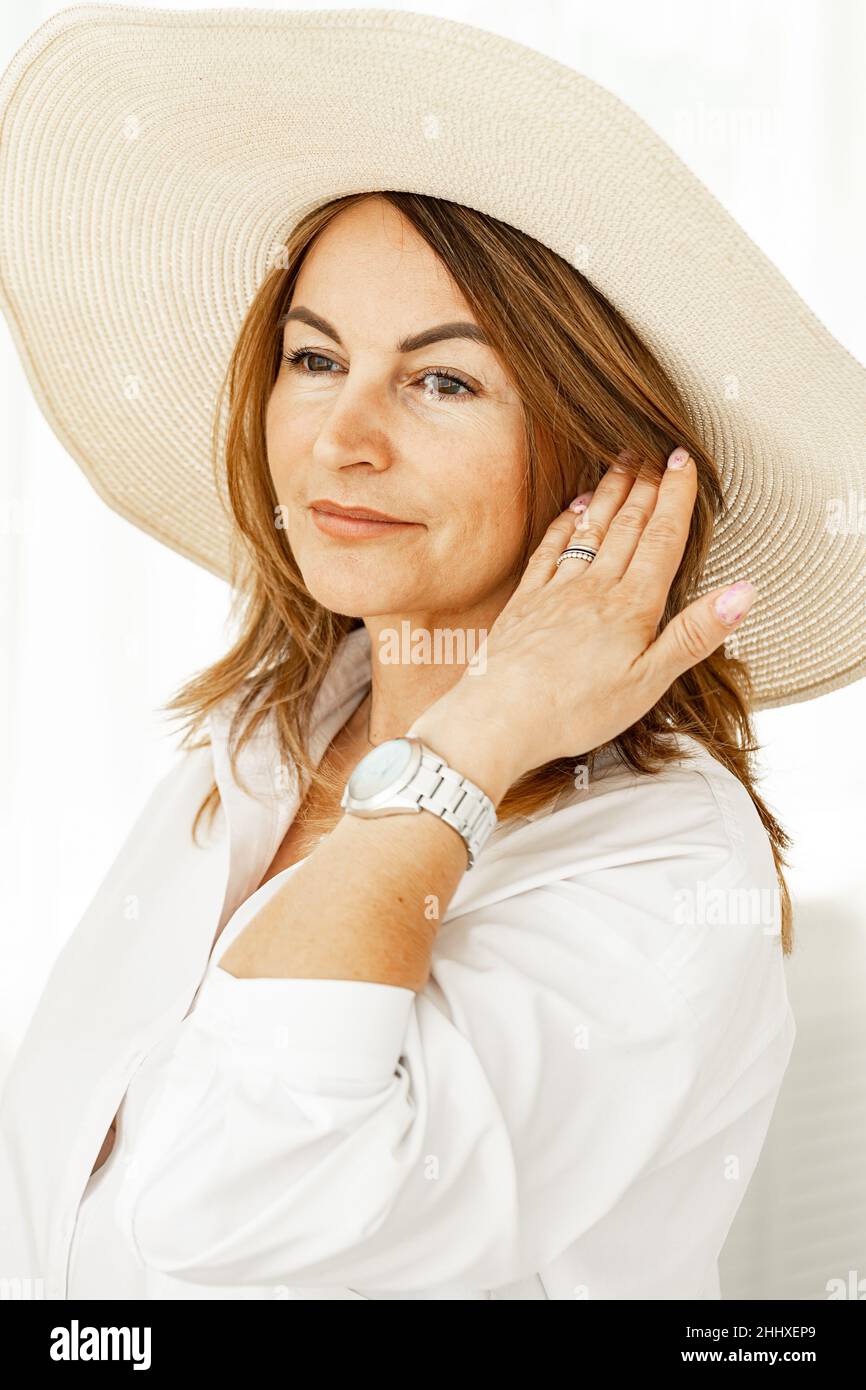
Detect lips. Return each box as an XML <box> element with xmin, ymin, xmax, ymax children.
<box><xmin>309</xmin><ymin>499</ymin><xmax>413</xmax><ymax>523</ymax></box>
<box><xmin>308</xmin><ymin>499</ymin><xmax>422</xmax><ymax>540</ymax></box>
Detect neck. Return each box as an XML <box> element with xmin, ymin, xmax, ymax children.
<box><xmin>351</xmin><ymin>593</ymin><xmax>511</xmax><ymax>746</ymax></box>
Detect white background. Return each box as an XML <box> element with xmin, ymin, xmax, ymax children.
<box><xmin>1</xmin><ymin>0</ymin><xmax>864</xmax><ymax>1300</ymax></box>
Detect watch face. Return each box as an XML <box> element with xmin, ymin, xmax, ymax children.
<box><xmin>347</xmin><ymin>738</ymin><xmax>414</xmax><ymax>801</ymax></box>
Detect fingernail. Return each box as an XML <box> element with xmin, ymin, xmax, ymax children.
<box><xmin>714</xmin><ymin>580</ymin><xmax>757</xmax><ymax>625</ymax></box>
<box><xmin>568</xmin><ymin>490</ymin><xmax>594</xmax><ymax>513</ymax></box>
<box><xmin>667</xmin><ymin>446</ymin><xmax>690</xmax><ymax>470</ymax></box>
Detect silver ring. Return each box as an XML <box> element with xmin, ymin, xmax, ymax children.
<box><xmin>555</xmin><ymin>545</ymin><xmax>598</xmax><ymax>568</ymax></box>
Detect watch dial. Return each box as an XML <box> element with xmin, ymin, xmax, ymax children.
<box><xmin>348</xmin><ymin>738</ymin><xmax>414</xmax><ymax>800</ymax></box>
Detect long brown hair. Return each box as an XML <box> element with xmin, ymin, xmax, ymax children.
<box><xmin>160</xmin><ymin>191</ymin><xmax>794</xmax><ymax>955</ymax></box>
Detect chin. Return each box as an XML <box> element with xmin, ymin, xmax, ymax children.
<box><xmin>298</xmin><ymin>573</ymin><xmax>414</xmax><ymax>620</ymax></box>
<box><xmin>292</xmin><ymin>535</ymin><xmax>415</xmax><ymax>602</ymax></box>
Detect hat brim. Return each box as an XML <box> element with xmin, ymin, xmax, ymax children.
<box><xmin>1</xmin><ymin>4</ymin><xmax>864</xmax><ymax>710</ymax></box>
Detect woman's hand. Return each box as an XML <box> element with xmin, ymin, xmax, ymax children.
<box><xmin>415</xmin><ymin>447</ymin><xmax>757</xmax><ymax>788</ymax></box>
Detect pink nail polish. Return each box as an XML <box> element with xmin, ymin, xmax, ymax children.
<box><xmin>667</xmin><ymin>446</ymin><xmax>690</xmax><ymax>470</ymax></box>
<box><xmin>714</xmin><ymin>580</ymin><xmax>757</xmax><ymax>625</ymax></box>
<box><xmin>569</xmin><ymin>490</ymin><xmax>594</xmax><ymax>513</ymax></box>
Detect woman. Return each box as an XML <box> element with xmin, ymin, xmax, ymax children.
<box><xmin>4</xmin><ymin>7</ymin><xmax>862</xmax><ymax>1303</ymax></box>
<box><xmin>1</xmin><ymin>186</ymin><xmax>793</xmax><ymax>1301</ymax></box>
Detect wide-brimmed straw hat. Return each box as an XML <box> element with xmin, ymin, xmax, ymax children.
<box><xmin>1</xmin><ymin>5</ymin><xmax>864</xmax><ymax>710</ymax></box>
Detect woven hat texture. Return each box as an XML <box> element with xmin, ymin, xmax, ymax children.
<box><xmin>0</xmin><ymin>5</ymin><xmax>864</xmax><ymax>710</ymax></box>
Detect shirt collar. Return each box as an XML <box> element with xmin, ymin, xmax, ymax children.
<box><xmin>206</xmin><ymin>623</ymin><xmax>372</xmax><ymax>800</ymax></box>
<box><xmin>206</xmin><ymin>621</ymin><xmax>637</xmax><ymax>821</ymax></box>
<box><xmin>205</xmin><ymin>624</ymin><xmax>372</xmax><ymax>925</ymax></box>
<box><xmin>204</xmin><ymin>621</ymin><xmax>640</xmax><ymax>868</ymax></box>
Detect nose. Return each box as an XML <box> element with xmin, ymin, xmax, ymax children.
<box><xmin>311</xmin><ymin>368</ymin><xmax>397</xmax><ymax>474</ymax></box>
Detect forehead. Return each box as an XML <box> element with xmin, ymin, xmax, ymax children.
<box><xmin>291</xmin><ymin>197</ymin><xmax>473</xmax><ymax>326</ymax></box>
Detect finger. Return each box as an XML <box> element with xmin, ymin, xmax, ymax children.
<box><xmin>640</xmin><ymin>580</ymin><xmax>759</xmax><ymax>692</ymax></box>
<box><xmin>571</xmin><ymin>453</ymin><xmax>670</xmax><ymax>583</ymax></box>
<box><xmin>620</xmin><ymin>449</ymin><xmax>698</xmax><ymax>618</ymax></box>
<box><xmin>551</xmin><ymin>461</ymin><xmax>637</xmax><ymax>584</ymax></box>
<box><xmin>521</xmin><ymin>506</ymin><xmax>588</xmax><ymax>590</ymax></box>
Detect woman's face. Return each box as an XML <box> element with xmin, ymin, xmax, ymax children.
<box><xmin>266</xmin><ymin>196</ymin><xmax>527</xmax><ymax>624</ymax></box>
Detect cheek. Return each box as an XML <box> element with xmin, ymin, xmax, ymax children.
<box><xmin>434</xmin><ymin>453</ymin><xmax>526</xmax><ymax>574</ymax></box>
<box><xmin>265</xmin><ymin>392</ymin><xmax>297</xmax><ymax>492</ymax></box>
<box><xmin>266</xmin><ymin>379</ymin><xmax>324</xmax><ymax>479</ymax></box>
<box><xmin>445</xmin><ymin>435</ymin><xmax>525</xmax><ymax>529</ymax></box>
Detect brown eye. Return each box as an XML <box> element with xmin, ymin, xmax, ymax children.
<box><xmin>281</xmin><ymin>347</ymin><xmax>477</xmax><ymax>403</ymax></box>
<box><xmin>416</xmin><ymin>369</ymin><xmax>475</xmax><ymax>400</ymax></box>
<box><xmin>282</xmin><ymin>348</ymin><xmax>339</xmax><ymax>373</ymax></box>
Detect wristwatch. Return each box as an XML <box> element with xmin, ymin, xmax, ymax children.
<box><xmin>339</xmin><ymin>736</ymin><xmax>498</xmax><ymax>869</ymax></box>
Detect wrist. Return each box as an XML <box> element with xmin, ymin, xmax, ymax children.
<box><xmin>406</xmin><ymin>683</ymin><xmax>523</xmax><ymax>807</ymax></box>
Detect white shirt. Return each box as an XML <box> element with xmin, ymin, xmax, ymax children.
<box><xmin>0</xmin><ymin>625</ymin><xmax>796</xmax><ymax>1300</ymax></box>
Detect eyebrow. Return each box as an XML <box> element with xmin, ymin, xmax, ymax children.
<box><xmin>278</xmin><ymin>305</ymin><xmax>490</xmax><ymax>353</ymax></box>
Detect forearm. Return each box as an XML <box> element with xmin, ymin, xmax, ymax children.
<box><xmin>216</xmin><ymin>689</ymin><xmax>520</xmax><ymax>992</ymax></box>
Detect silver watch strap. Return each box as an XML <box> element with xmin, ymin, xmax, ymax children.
<box><xmin>409</xmin><ymin>744</ymin><xmax>497</xmax><ymax>869</ymax></box>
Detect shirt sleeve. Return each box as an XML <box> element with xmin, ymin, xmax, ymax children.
<box><xmin>112</xmin><ymin>771</ymin><xmax>793</xmax><ymax>1294</ymax></box>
